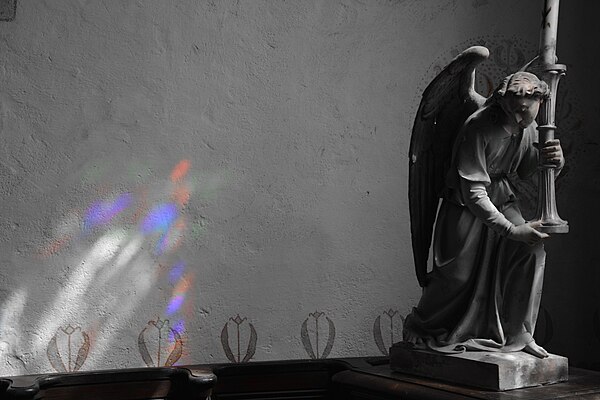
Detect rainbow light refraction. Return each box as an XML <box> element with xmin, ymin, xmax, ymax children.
<box><xmin>170</xmin><ymin>160</ymin><xmax>191</xmax><ymax>183</ymax></box>
<box><xmin>169</xmin><ymin>261</ymin><xmax>186</xmax><ymax>284</ymax></box>
<box><xmin>137</xmin><ymin>160</ymin><xmax>193</xmax><ymax>256</ymax></box>
<box><xmin>141</xmin><ymin>203</ymin><xmax>178</xmax><ymax>234</ymax></box>
<box><xmin>165</xmin><ymin>260</ymin><xmax>193</xmax><ymax>341</ymax></box>
<box><xmin>166</xmin><ymin>295</ymin><xmax>185</xmax><ymax>316</ymax></box>
<box><xmin>165</xmin><ymin>272</ymin><xmax>192</xmax><ymax>315</ymax></box>
<box><xmin>156</xmin><ymin>218</ymin><xmax>186</xmax><ymax>255</ymax></box>
<box><xmin>169</xmin><ymin>319</ymin><xmax>185</xmax><ymax>343</ymax></box>
<box><xmin>84</xmin><ymin>193</ymin><xmax>132</xmax><ymax>230</ymax></box>
<box><xmin>37</xmin><ymin>158</ymin><xmax>207</xmax><ymax>365</ymax></box>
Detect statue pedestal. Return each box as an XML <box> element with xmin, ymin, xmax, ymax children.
<box><xmin>389</xmin><ymin>342</ymin><xmax>568</xmax><ymax>391</ymax></box>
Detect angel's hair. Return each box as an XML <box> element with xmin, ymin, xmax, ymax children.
<box><xmin>493</xmin><ymin>71</ymin><xmax>550</xmax><ymax>100</ymax></box>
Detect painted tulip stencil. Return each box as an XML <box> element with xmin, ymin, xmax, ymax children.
<box><xmin>373</xmin><ymin>309</ymin><xmax>404</xmax><ymax>356</ymax></box>
<box><xmin>220</xmin><ymin>315</ymin><xmax>257</xmax><ymax>363</ymax></box>
<box><xmin>47</xmin><ymin>325</ymin><xmax>90</xmax><ymax>372</ymax></box>
<box><xmin>301</xmin><ymin>311</ymin><xmax>335</xmax><ymax>359</ymax></box>
<box><xmin>138</xmin><ymin>317</ymin><xmax>183</xmax><ymax>367</ymax></box>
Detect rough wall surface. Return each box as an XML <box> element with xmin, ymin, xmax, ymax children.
<box><xmin>0</xmin><ymin>0</ymin><xmax>596</xmax><ymax>375</ymax></box>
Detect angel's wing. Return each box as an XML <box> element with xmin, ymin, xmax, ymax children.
<box><xmin>409</xmin><ymin>46</ymin><xmax>489</xmax><ymax>287</ymax></box>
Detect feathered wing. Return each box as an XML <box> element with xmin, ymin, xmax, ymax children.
<box><xmin>409</xmin><ymin>46</ymin><xmax>489</xmax><ymax>287</ymax></box>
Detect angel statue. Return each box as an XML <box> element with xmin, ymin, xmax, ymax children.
<box><xmin>403</xmin><ymin>46</ymin><xmax>564</xmax><ymax>359</ymax></box>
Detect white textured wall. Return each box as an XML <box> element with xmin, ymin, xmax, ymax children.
<box><xmin>2</xmin><ymin>0</ymin><xmax>596</xmax><ymax>375</ymax></box>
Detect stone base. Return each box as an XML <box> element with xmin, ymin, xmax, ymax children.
<box><xmin>389</xmin><ymin>342</ymin><xmax>569</xmax><ymax>391</ymax></box>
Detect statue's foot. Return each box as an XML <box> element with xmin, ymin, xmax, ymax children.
<box><xmin>403</xmin><ymin>332</ymin><xmax>417</xmax><ymax>344</ymax></box>
<box><xmin>523</xmin><ymin>341</ymin><xmax>549</xmax><ymax>358</ymax></box>
<box><xmin>402</xmin><ymin>329</ymin><xmax>422</xmax><ymax>345</ymax></box>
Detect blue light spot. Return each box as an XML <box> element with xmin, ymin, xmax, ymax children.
<box><xmin>169</xmin><ymin>319</ymin><xmax>185</xmax><ymax>342</ymax></box>
<box><xmin>166</xmin><ymin>295</ymin><xmax>185</xmax><ymax>315</ymax></box>
<box><xmin>141</xmin><ymin>203</ymin><xmax>178</xmax><ymax>234</ymax></box>
<box><xmin>169</xmin><ymin>261</ymin><xmax>185</xmax><ymax>284</ymax></box>
<box><xmin>84</xmin><ymin>193</ymin><xmax>132</xmax><ymax>230</ymax></box>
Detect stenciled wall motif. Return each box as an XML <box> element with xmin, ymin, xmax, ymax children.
<box><xmin>373</xmin><ymin>309</ymin><xmax>404</xmax><ymax>356</ymax></box>
<box><xmin>220</xmin><ymin>315</ymin><xmax>257</xmax><ymax>363</ymax></box>
<box><xmin>138</xmin><ymin>317</ymin><xmax>183</xmax><ymax>367</ymax></box>
<box><xmin>47</xmin><ymin>325</ymin><xmax>90</xmax><ymax>373</ymax></box>
<box><xmin>300</xmin><ymin>311</ymin><xmax>335</xmax><ymax>360</ymax></box>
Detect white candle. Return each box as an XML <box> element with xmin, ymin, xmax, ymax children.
<box><xmin>539</xmin><ymin>0</ymin><xmax>560</xmax><ymax>64</ymax></box>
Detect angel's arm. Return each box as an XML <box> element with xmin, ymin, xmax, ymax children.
<box><xmin>456</xmin><ymin>126</ymin><xmax>514</xmax><ymax>236</ymax></box>
<box><xmin>460</xmin><ymin>181</ymin><xmax>513</xmax><ymax>236</ymax></box>
<box><xmin>461</xmin><ymin>180</ymin><xmax>548</xmax><ymax>245</ymax></box>
<box><xmin>456</xmin><ymin>126</ymin><xmax>548</xmax><ymax>244</ymax></box>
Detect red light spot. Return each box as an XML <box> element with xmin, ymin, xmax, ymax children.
<box><xmin>38</xmin><ymin>235</ymin><xmax>72</xmax><ymax>258</ymax></box>
<box><xmin>170</xmin><ymin>160</ymin><xmax>191</xmax><ymax>183</ymax></box>
<box><xmin>172</xmin><ymin>184</ymin><xmax>190</xmax><ymax>206</ymax></box>
<box><xmin>174</xmin><ymin>273</ymin><xmax>192</xmax><ymax>295</ymax></box>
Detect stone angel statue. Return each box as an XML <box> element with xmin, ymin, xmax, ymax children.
<box><xmin>403</xmin><ymin>46</ymin><xmax>564</xmax><ymax>359</ymax></box>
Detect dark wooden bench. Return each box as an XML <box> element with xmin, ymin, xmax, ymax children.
<box><xmin>0</xmin><ymin>366</ymin><xmax>215</xmax><ymax>400</ymax></box>
<box><xmin>3</xmin><ymin>358</ymin><xmax>600</xmax><ymax>400</ymax></box>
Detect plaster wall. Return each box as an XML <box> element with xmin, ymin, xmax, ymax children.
<box><xmin>0</xmin><ymin>0</ymin><xmax>596</xmax><ymax>375</ymax></box>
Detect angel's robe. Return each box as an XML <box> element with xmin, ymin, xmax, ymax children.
<box><xmin>404</xmin><ymin>103</ymin><xmax>556</xmax><ymax>354</ymax></box>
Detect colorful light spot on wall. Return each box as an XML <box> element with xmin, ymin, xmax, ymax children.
<box><xmin>169</xmin><ymin>320</ymin><xmax>185</xmax><ymax>343</ymax></box>
<box><xmin>171</xmin><ymin>184</ymin><xmax>190</xmax><ymax>206</ymax></box>
<box><xmin>157</xmin><ymin>218</ymin><xmax>186</xmax><ymax>255</ymax></box>
<box><xmin>164</xmin><ymin>262</ymin><xmax>191</xmax><ymax>350</ymax></box>
<box><xmin>169</xmin><ymin>261</ymin><xmax>185</xmax><ymax>284</ymax></box>
<box><xmin>141</xmin><ymin>203</ymin><xmax>178</xmax><ymax>234</ymax></box>
<box><xmin>170</xmin><ymin>159</ymin><xmax>191</xmax><ymax>183</ymax></box>
<box><xmin>38</xmin><ymin>235</ymin><xmax>72</xmax><ymax>258</ymax></box>
<box><xmin>166</xmin><ymin>295</ymin><xmax>185</xmax><ymax>316</ymax></box>
<box><xmin>165</xmin><ymin>271</ymin><xmax>193</xmax><ymax>322</ymax></box>
<box><xmin>127</xmin><ymin>187</ymin><xmax>149</xmax><ymax>225</ymax></box>
<box><xmin>173</xmin><ymin>273</ymin><xmax>192</xmax><ymax>295</ymax></box>
<box><xmin>84</xmin><ymin>193</ymin><xmax>132</xmax><ymax>230</ymax></box>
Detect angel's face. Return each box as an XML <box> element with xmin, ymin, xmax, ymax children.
<box><xmin>503</xmin><ymin>94</ymin><xmax>542</xmax><ymax>129</ymax></box>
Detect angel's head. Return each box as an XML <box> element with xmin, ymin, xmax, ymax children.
<box><xmin>493</xmin><ymin>72</ymin><xmax>550</xmax><ymax>129</ymax></box>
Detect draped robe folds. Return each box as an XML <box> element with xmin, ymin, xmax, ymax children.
<box><xmin>404</xmin><ymin>104</ymin><xmax>557</xmax><ymax>354</ymax></box>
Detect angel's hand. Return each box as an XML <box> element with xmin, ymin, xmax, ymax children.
<box><xmin>507</xmin><ymin>221</ymin><xmax>549</xmax><ymax>246</ymax></box>
<box><xmin>540</xmin><ymin>139</ymin><xmax>564</xmax><ymax>168</ymax></box>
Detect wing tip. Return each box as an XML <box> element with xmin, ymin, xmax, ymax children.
<box><xmin>462</xmin><ymin>45</ymin><xmax>490</xmax><ymax>59</ymax></box>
